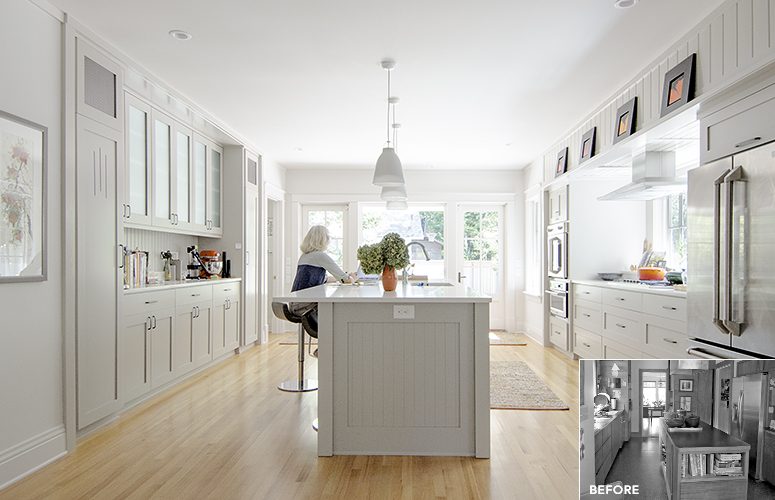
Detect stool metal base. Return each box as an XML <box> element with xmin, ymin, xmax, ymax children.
<box><xmin>312</xmin><ymin>418</ymin><xmax>319</xmax><ymax>432</ymax></box>
<box><xmin>277</xmin><ymin>379</ymin><xmax>319</xmax><ymax>392</ymax></box>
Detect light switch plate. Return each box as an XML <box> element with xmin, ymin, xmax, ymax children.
<box><xmin>393</xmin><ymin>305</ymin><xmax>415</xmax><ymax>320</ymax></box>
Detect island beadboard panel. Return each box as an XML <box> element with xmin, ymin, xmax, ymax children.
<box><xmin>540</xmin><ymin>0</ymin><xmax>775</xmax><ymax>181</ymax></box>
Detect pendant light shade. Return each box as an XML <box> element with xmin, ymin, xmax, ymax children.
<box><xmin>386</xmin><ymin>199</ymin><xmax>408</xmax><ymax>210</ymax></box>
<box><xmin>380</xmin><ymin>184</ymin><xmax>407</xmax><ymax>201</ymax></box>
<box><xmin>374</xmin><ymin>148</ymin><xmax>405</xmax><ymax>187</ymax></box>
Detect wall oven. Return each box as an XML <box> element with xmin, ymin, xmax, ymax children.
<box><xmin>547</xmin><ymin>222</ymin><xmax>568</xmax><ymax>279</ymax></box>
<box><xmin>546</xmin><ymin>279</ymin><xmax>568</xmax><ymax>319</ymax></box>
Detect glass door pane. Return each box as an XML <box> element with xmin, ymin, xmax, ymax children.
<box><xmin>459</xmin><ymin>206</ymin><xmax>504</xmax><ymax>329</ymax></box>
<box><xmin>303</xmin><ymin>206</ymin><xmax>347</xmax><ymax>269</ymax></box>
<box><xmin>192</xmin><ymin>141</ymin><xmax>206</xmax><ymax>226</ymax></box>
<box><xmin>175</xmin><ymin>129</ymin><xmax>190</xmax><ymax>223</ymax></box>
<box><xmin>153</xmin><ymin>118</ymin><xmax>171</xmax><ymax>220</ymax></box>
<box><xmin>210</xmin><ymin>148</ymin><xmax>221</xmax><ymax>227</ymax></box>
<box><xmin>127</xmin><ymin>104</ymin><xmax>147</xmax><ymax>217</ymax></box>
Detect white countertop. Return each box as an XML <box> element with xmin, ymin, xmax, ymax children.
<box><xmin>594</xmin><ymin>409</ymin><xmax>625</xmax><ymax>434</ymax></box>
<box><xmin>573</xmin><ymin>279</ymin><xmax>687</xmax><ymax>298</ymax></box>
<box><xmin>274</xmin><ymin>282</ymin><xmax>492</xmax><ymax>303</ymax></box>
<box><xmin>124</xmin><ymin>277</ymin><xmax>241</xmax><ymax>295</ymax></box>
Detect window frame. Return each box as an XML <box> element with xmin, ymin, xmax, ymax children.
<box><xmin>666</xmin><ymin>192</ymin><xmax>688</xmax><ymax>270</ymax></box>
<box><xmin>301</xmin><ymin>204</ymin><xmax>349</xmax><ymax>271</ymax></box>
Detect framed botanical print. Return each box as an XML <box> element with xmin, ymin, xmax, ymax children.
<box><xmin>579</xmin><ymin>127</ymin><xmax>597</xmax><ymax>163</ymax></box>
<box><xmin>555</xmin><ymin>146</ymin><xmax>569</xmax><ymax>177</ymax></box>
<box><xmin>613</xmin><ymin>97</ymin><xmax>637</xmax><ymax>144</ymax></box>
<box><xmin>679</xmin><ymin>379</ymin><xmax>693</xmax><ymax>392</ymax></box>
<box><xmin>660</xmin><ymin>53</ymin><xmax>696</xmax><ymax>117</ymax></box>
<box><xmin>0</xmin><ymin>110</ymin><xmax>47</xmax><ymax>283</ymax></box>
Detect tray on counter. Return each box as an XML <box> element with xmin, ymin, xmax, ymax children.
<box><xmin>667</xmin><ymin>427</ymin><xmax>703</xmax><ymax>433</ymax></box>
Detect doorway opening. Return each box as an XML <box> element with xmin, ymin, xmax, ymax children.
<box><xmin>639</xmin><ymin>370</ymin><xmax>668</xmax><ymax>438</ymax></box>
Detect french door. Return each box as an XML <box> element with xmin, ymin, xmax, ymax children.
<box><xmin>301</xmin><ymin>205</ymin><xmax>348</xmax><ymax>270</ymax></box>
<box><xmin>457</xmin><ymin>205</ymin><xmax>505</xmax><ymax>330</ymax></box>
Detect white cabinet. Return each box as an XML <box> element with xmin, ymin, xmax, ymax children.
<box><xmin>244</xmin><ymin>184</ymin><xmax>259</xmax><ymax>345</ymax></box>
<box><xmin>213</xmin><ymin>283</ymin><xmax>241</xmax><ymax>358</ymax></box>
<box><xmin>192</xmin><ymin>135</ymin><xmax>223</xmax><ymax>237</ymax></box>
<box><xmin>549</xmin><ymin>315</ymin><xmax>569</xmax><ymax>351</ymax></box>
<box><xmin>76</xmin><ymin>116</ymin><xmax>122</xmax><ymax>429</ymax></box>
<box><xmin>548</xmin><ymin>185</ymin><xmax>568</xmax><ymax>223</ymax></box>
<box><xmin>173</xmin><ymin>123</ymin><xmax>193</xmax><ymax>230</ymax></box>
<box><xmin>76</xmin><ymin>37</ymin><xmax>123</xmax><ymax>131</ymax></box>
<box><xmin>191</xmin><ymin>302</ymin><xmax>213</xmax><ymax>368</ymax></box>
<box><xmin>119</xmin><ymin>313</ymin><xmax>151</xmax><ymax>403</ymax></box>
<box><xmin>152</xmin><ymin>110</ymin><xmax>193</xmax><ymax>231</ymax></box>
<box><xmin>208</xmin><ymin>145</ymin><xmax>223</xmax><ymax>235</ymax></box>
<box><xmin>123</xmin><ymin>94</ymin><xmax>152</xmax><ymax>225</ymax></box>
<box><xmin>150</xmin><ymin>311</ymin><xmax>175</xmax><ymax>388</ymax></box>
<box><xmin>574</xmin><ymin>327</ymin><xmax>603</xmax><ymax>359</ymax></box>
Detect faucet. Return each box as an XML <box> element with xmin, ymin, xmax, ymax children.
<box><xmin>403</xmin><ymin>241</ymin><xmax>431</xmax><ymax>284</ymax></box>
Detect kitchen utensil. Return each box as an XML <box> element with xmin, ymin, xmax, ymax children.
<box><xmin>638</xmin><ymin>267</ymin><xmax>666</xmax><ymax>281</ymax></box>
<box><xmin>598</xmin><ymin>272</ymin><xmax>623</xmax><ymax>281</ymax></box>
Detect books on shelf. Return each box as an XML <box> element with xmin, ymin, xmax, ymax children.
<box><xmin>680</xmin><ymin>452</ymin><xmax>745</xmax><ymax>479</ymax></box>
<box><xmin>713</xmin><ymin>454</ymin><xmax>744</xmax><ymax>477</ymax></box>
<box><xmin>682</xmin><ymin>453</ymin><xmax>707</xmax><ymax>477</ymax></box>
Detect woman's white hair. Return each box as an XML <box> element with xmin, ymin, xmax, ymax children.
<box><xmin>300</xmin><ymin>225</ymin><xmax>330</xmax><ymax>254</ymax></box>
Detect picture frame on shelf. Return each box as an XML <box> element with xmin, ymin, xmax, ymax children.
<box><xmin>0</xmin><ymin>110</ymin><xmax>47</xmax><ymax>283</ymax></box>
<box><xmin>613</xmin><ymin>97</ymin><xmax>637</xmax><ymax>145</ymax></box>
<box><xmin>660</xmin><ymin>53</ymin><xmax>696</xmax><ymax>118</ymax></box>
<box><xmin>555</xmin><ymin>146</ymin><xmax>568</xmax><ymax>177</ymax></box>
<box><xmin>679</xmin><ymin>396</ymin><xmax>692</xmax><ymax>411</ymax></box>
<box><xmin>679</xmin><ymin>379</ymin><xmax>693</xmax><ymax>392</ymax></box>
<box><xmin>579</xmin><ymin>127</ymin><xmax>596</xmax><ymax>163</ymax></box>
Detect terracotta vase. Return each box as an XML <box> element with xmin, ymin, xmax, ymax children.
<box><xmin>381</xmin><ymin>266</ymin><xmax>398</xmax><ymax>292</ymax></box>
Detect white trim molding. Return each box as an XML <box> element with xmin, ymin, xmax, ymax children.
<box><xmin>0</xmin><ymin>425</ymin><xmax>67</xmax><ymax>490</ymax></box>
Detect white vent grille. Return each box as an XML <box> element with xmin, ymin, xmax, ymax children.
<box><xmin>247</xmin><ymin>158</ymin><xmax>258</xmax><ymax>185</ymax></box>
<box><xmin>84</xmin><ymin>56</ymin><xmax>116</xmax><ymax>118</ymax></box>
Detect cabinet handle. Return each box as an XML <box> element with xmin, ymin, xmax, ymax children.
<box><xmin>144</xmin><ymin>300</ymin><xmax>158</xmax><ymax>305</ymax></box>
<box><xmin>615</xmin><ymin>323</ymin><xmax>626</xmax><ymax>329</ymax></box>
<box><xmin>127</xmin><ymin>204</ymin><xmax>132</xmax><ymax>219</ymax></box>
<box><xmin>582</xmin><ymin>291</ymin><xmax>590</xmax><ymax>295</ymax></box>
<box><xmin>615</xmin><ymin>297</ymin><xmax>626</xmax><ymax>302</ymax></box>
<box><xmin>152</xmin><ymin>315</ymin><xmax>157</xmax><ymax>329</ymax></box>
<box><xmin>193</xmin><ymin>306</ymin><xmax>198</xmax><ymax>318</ymax></box>
<box><xmin>662</xmin><ymin>338</ymin><xmax>678</xmax><ymax>344</ymax></box>
<box><xmin>223</xmin><ymin>288</ymin><xmax>231</xmax><ymax>292</ymax></box>
<box><xmin>191</xmin><ymin>293</ymin><xmax>201</xmax><ymax>297</ymax></box>
<box><xmin>118</xmin><ymin>244</ymin><xmax>125</xmax><ymax>269</ymax></box>
<box><xmin>583</xmin><ymin>313</ymin><xmax>591</xmax><ymax>318</ymax></box>
<box><xmin>146</xmin><ymin>316</ymin><xmax>152</xmax><ymax>330</ymax></box>
<box><xmin>245</xmin><ymin>251</ymin><xmax>250</xmax><ymax>266</ymax></box>
<box><xmin>734</xmin><ymin>136</ymin><xmax>762</xmax><ymax>149</ymax></box>
<box><xmin>662</xmin><ymin>306</ymin><xmax>678</xmax><ymax>311</ymax></box>
<box><xmin>583</xmin><ymin>343</ymin><xmax>591</xmax><ymax>348</ymax></box>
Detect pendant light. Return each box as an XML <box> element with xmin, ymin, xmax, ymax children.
<box><xmin>386</xmin><ymin>200</ymin><xmax>408</xmax><ymax>210</ymax></box>
<box><xmin>381</xmin><ymin>184</ymin><xmax>407</xmax><ymax>200</ymax></box>
<box><xmin>372</xmin><ymin>59</ymin><xmax>405</xmax><ymax>187</ymax></box>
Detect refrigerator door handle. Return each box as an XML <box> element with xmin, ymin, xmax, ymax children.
<box><xmin>713</xmin><ymin>171</ymin><xmax>732</xmax><ymax>335</ymax></box>
<box><xmin>738</xmin><ymin>390</ymin><xmax>745</xmax><ymax>438</ymax></box>
<box><xmin>723</xmin><ymin>166</ymin><xmax>746</xmax><ymax>337</ymax></box>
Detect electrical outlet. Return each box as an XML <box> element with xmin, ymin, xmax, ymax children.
<box><xmin>393</xmin><ymin>305</ymin><xmax>415</xmax><ymax>320</ymax></box>
<box><xmin>235</xmin><ymin>242</ymin><xmax>242</xmax><ymax>249</ymax></box>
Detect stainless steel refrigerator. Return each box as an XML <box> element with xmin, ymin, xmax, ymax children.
<box><xmin>730</xmin><ymin>373</ymin><xmax>767</xmax><ymax>479</ymax></box>
<box><xmin>687</xmin><ymin>141</ymin><xmax>775</xmax><ymax>359</ymax></box>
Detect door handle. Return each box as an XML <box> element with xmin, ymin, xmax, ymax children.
<box><xmin>127</xmin><ymin>204</ymin><xmax>131</xmax><ymax>219</ymax></box>
<box><xmin>457</xmin><ymin>271</ymin><xmax>467</xmax><ymax>283</ymax></box>
<box><xmin>118</xmin><ymin>244</ymin><xmax>125</xmax><ymax>269</ymax></box>
<box><xmin>146</xmin><ymin>316</ymin><xmax>152</xmax><ymax>330</ymax></box>
<box><xmin>713</xmin><ymin>170</ymin><xmax>732</xmax><ymax>336</ymax></box>
<box><xmin>723</xmin><ymin>166</ymin><xmax>746</xmax><ymax>337</ymax></box>
<box><xmin>152</xmin><ymin>315</ymin><xmax>157</xmax><ymax>329</ymax></box>
<box><xmin>738</xmin><ymin>391</ymin><xmax>744</xmax><ymax>438</ymax></box>
<box><xmin>734</xmin><ymin>136</ymin><xmax>761</xmax><ymax>149</ymax></box>
<box><xmin>686</xmin><ymin>347</ymin><xmax>723</xmax><ymax>359</ymax></box>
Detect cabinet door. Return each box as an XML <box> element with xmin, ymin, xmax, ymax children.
<box><xmin>151</xmin><ymin>110</ymin><xmax>174</xmax><ymax>228</ymax></box>
<box><xmin>207</xmin><ymin>144</ymin><xmax>223</xmax><ymax>235</ymax></box>
<box><xmin>150</xmin><ymin>311</ymin><xmax>175</xmax><ymax>388</ymax></box>
<box><xmin>191</xmin><ymin>303</ymin><xmax>212</xmax><ymax>368</ymax></box>
<box><xmin>225</xmin><ymin>299</ymin><xmax>240</xmax><ymax>350</ymax></box>
<box><xmin>174</xmin><ymin>305</ymin><xmax>195</xmax><ymax>376</ymax></box>
<box><xmin>173</xmin><ymin>123</ymin><xmax>192</xmax><ymax>230</ymax></box>
<box><xmin>244</xmin><ymin>186</ymin><xmax>259</xmax><ymax>345</ymax></box>
<box><xmin>76</xmin><ymin>37</ymin><xmax>123</xmax><ymax>130</ymax></box>
<box><xmin>124</xmin><ymin>94</ymin><xmax>152</xmax><ymax>226</ymax></box>
<box><xmin>212</xmin><ymin>301</ymin><xmax>226</xmax><ymax>358</ymax></box>
<box><xmin>120</xmin><ymin>313</ymin><xmax>151</xmax><ymax>402</ymax></box>
<box><xmin>76</xmin><ymin>117</ymin><xmax>122</xmax><ymax>429</ymax></box>
<box><xmin>192</xmin><ymin>137</ymin><xmax>208</xmax><ymax>230</ymax></box>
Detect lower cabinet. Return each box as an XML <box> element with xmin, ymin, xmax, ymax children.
<box><xmin>549</xmin><ymin>315</ymin><xmax>570</xmax><ymax>351</ymax></box>
<box><xmin>603</xmin><ymin>338</ymin><xmax>648</xmax><ymax>359</ymax></box>
<box><xmin>213</xmin><ymin>297</ymin><xmax>240</xmax><ymax>358</ymax></box>
<box><xmin>174</xmin><ymin>301</ymin><xmax>213</xmax><ymax>377</ymax></box>
<box><xmin>119</xmin><ymin>313</ymin><xmax>152</xmax><ymax>402</ymax></box>
<box><xmin>150</xmin><ymin>311</ymin><xmax>175</xmax><ymax>389</ymax></box>
<box><xmin>574</xmin><ymin>327</ymin><xmax>603</xmax><ymax>358</ymax></box>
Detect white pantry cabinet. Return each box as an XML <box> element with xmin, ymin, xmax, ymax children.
<box><xmin>547</xmin><ymin>185</ymin><xmax>568</xmax><ymax>223</ymax></box>
<box><xmin>213</xmin><ymin>283</ymin><xmax>241</xmax><ymax>358</ymax></box>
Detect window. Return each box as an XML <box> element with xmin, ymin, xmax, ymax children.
<box><xmin>524</xmin><ymin>192</ymin><xmax>541</xmax><ymax>295</ymax></box>
<box><xmin>642</xmin><ymin>380</ymin><xmax>667</xmax><ymax>407</ymax></box>
<box><xmin>360</xmin><ymin>205</ymin><xmax>445</xmax><ymax>280</ymax></box>
<box><xmin>302</xmin><ymin>205</ymin><xmax>346</xmax><ymax>269</ymax></box>
<box><xmin>666</xmin><ymin>193</ymin><xmax>688</xmax><ymax>270</ymax></box>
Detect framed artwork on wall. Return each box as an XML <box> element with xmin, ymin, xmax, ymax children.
<box><xmin>613</xmin><ymin>97</ymin><xmax>637</xmax><ymax>145</ymax></box>
<box><xmin>555</xmin><ymin>146</ymin><xmax>568</xmax><ymax>177</ymax></box>
<box><xmin>0</xmin><ymin>110</ymin><xmax>47</xmax><ymax>283</ymax></box>
<box><xmin>579</xmin><ymin>127</ymin><xmax>597</xmax><ymax>163</ymax></box>
<box><xmin>660</xmin><ymin>53</ymin><xmax>697</xmax><ymax>117</ymax></box>
<box><xmin>679</xmin><ymin>396</ymin><xmax>692</xmax><ymax>411</ymax></box>
<box><xmin>679</xmin><ymin>379</ymin><xmax>693</xmax><ymax>391</ymax></box>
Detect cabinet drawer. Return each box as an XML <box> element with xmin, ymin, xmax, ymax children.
<box><xmin>123</xmin><ymin>290</ymin><xmax>175</xmax><ymax>317</ymax></box>
<box><xmin>176</xmin><ymin>285</ymin><xmax>213</xmax><ymax>306</ymax></box>
<box><xmin>574</xmin><ymin>327</ymin><xmax>602</xmax><ymax>359</ymax></box>
<box><xmin>549</xmin><ymin>316</ymin><xmax>569</xmax><ymax>351</ymax></box>
<box><xmin>213</xmin><ymin>282</ymin><xmax>240</xmax><ymax>302</ymax></box>
<box><xmin>644</xmin><ymin>320</ymin><xmax>690</xmax><ymax>358</ymax></box>
<box><xmin>642</xmin><ymin>294</ymin><xmax>686</xmax><ymax>322</ymax></box>
<box><xmin>574</xmin><ymin>284</ymin><xmax>602</xmax><ymax>303</ymax></box>
<box><xmin>602</xmin><ymin>306</ymin><xmax>643</xmax><ymax>350</ymax></box>
<box><xmin>574</xmin><ymin>301</ymin><xmax>602</xmax><ymax>332</ymax></box>
<box><xmin>602</xmin><ymin>288</ymin><xmax>643</xmax><ymax>311</ymax></box>
<box><xmin>603</xmin><ymin>338</ymin><xmax>647</xmax><ymax>360</ymax></box>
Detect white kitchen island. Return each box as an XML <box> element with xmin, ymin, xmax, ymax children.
<box><xmin>275</xmin><ymin>282</ymin><xmax>492</xmax><ymax>458</ymax></box>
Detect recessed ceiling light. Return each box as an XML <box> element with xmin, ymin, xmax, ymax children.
<box><xmin>169</xmin><ymin>30</ymin><xmax>192</xmax><ymax>41</ymax></box>
<box><xmin>614</xmin><ymin>0</ymin><xmax>638</xmax><ymax>8</ymax></box>
<box><xmin>295</xmin><ymin>147</ymin><xmax>303</xmax><ymax>152</ymax></box>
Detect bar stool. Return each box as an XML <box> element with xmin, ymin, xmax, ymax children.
<box><xmin>272</xmin><ymin>302</ymin><xmax>318</xmax><ymax>392</ymax></box>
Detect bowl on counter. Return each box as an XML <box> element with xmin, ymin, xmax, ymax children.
<box><xmin>665</xmin><ymin>417</ymin><xmax>685</xmax><ymax>428</ymax></box>
<box><xmin>598</xmin><ymin>272</ymin><xmax>623</xmax><ymax>281</ymax></box>
<box><xmin>685</xmin><ymin>415</ymin><xmax>700</xmax><ymax>428</ymax></box>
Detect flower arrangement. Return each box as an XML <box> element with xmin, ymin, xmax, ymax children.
<box><xmin>357</xmin><ymin>232</ymin><xmax>410</xmax><ymax>274</ymax></box>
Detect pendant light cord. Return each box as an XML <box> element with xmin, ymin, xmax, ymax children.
<box><xmin>386</xmin><ymin>69</ymin><xmax>391</xmax><ymax>146</ymax></box>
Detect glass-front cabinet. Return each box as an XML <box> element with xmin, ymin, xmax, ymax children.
<box><xmin>122</xmin><ymin>91</ymin><xmax>222</xmax><ymax>237</ymax></box>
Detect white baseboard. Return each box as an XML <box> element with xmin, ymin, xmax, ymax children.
<box><xmin>524</xmin><ymin>327</ymin><xmax>545</xmax><ymax>346</ymax></box>
<box><xmin>0</xmin><ymin>425</ymin><xmax>67</xmax><ymax>491</ymax></box>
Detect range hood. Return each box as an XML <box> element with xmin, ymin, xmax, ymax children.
<box><xmin>598</xmin><ymin>151</ymin><xmax>686</xmax><ymax>201</ymax></box>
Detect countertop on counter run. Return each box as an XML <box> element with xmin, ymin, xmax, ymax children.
<box><xmin>594</xmin><ymin>410</ymin><xmax>625</xmax><ymax>434</ymax></box>
<box><xmin>572</xmin><ymin>279</ymin><xmax>687</xmax><ymax>298</ymax></box>
<box><xmin>124</xmin><ymin>277</ymin><xmax>242</xmax><ymax>294</ymax></box>
<box><xmin>661</xmin><ymin>419</ymin><xmax>750</xmax><ymax>451</ymax></box>
<box><xmin>275</xmin><ymin>282</ymin><xmax>491</xmax><ymax>303</ymax></box>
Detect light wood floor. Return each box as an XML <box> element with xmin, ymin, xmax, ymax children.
<box><xmin>1</xmin><ymin>334</ymin><xmax>579</xmax><ymax>500</ymax></box>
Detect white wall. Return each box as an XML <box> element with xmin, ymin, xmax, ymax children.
<box><xmin>262</xmin><ymin>155</ymin><xmax>286</xmax><ymax>191</ymax></box>
<box><xmin>0</xmin><ymin>0</ymin><xmax>66</xmax><ymax>488</ymax></box>
<box><xmin>630</xmin><ymin>360</ymin><xmax>670</xmax><ymax>434</ymax></box>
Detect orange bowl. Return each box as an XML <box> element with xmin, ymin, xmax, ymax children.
<box><xmin>638</xmin><ymin>267</ymin><xmax>666</xmax><ymax>281</ymax></box>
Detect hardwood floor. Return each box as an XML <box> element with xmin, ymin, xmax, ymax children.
<box><xmin>0</xmin><ymin>334</ymin><xmax>579</xmax><ymax>500</ymax></box>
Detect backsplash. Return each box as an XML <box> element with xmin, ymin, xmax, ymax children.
<box><xmin>123</xmin><ymin>228</ymin><xmax>199</xmax><ymax>273</ymax></box>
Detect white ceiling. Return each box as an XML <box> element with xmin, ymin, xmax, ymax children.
<box><xmin>52</xmin><ymin>0</ymin><xmax>724</xmax><ymax>170</ymax></box>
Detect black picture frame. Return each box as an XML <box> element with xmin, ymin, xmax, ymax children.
<box><xmin>613</xmin><ymin>97</ymin><xmax>637</xmax><ymax>144</ymax></box>
<box><xmin>660</xmin><ymin>53</ymin><xmax>696</xmax><ymax>118</ymax></box>
<box><xmin>555</xmin><ymin>147</ymin><xmax>568</xmax><ymax>177</ymax></box>
<box><xmin>579</xmin><ymin>127</ymin><xmax>597</xmax><ymax>163</ymax></box>
<box><xmin>679</xmin><ymin>379</ymin><xmax>693</xmax><ymax>392</ymax></box>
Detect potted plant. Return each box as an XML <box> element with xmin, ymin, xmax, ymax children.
<box><xmin>357</xmin><ymin>233</ymin><xmax>410</xmax><ymax>292</ymax></box>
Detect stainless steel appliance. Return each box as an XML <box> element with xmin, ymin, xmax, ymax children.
<box><xmin>687</xmin><ymin>142</ymin><xmax>775</xmax><ymax>359</ymax></box>
<box><xmin>546</xmin><ymin>279</ymin><xmax>568</xmax><ymax>318</ymax></box>
<box><xmin>547</xmin><ymin>222</ymin><xmax>568</xmax><ymax>279</ymax></box>
<box><xmin>731</xmin><ymin>373</ymin><xmax>767</xmax><ymax>479</ymax></box>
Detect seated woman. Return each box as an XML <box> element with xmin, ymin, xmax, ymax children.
<box><xmin>290</xmin><ymin>225</ymin><xmax>352</xmax><ymax>335</ymax></box>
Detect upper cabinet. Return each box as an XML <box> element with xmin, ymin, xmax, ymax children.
<box><xmin>123</xmin><ymin>91</ymin><xmax>223</xmax><ymax>237</ymax></box>
<box><xmin>76</xmin><ymin>38</ymin><xmax>124</xmax><ymax>131</ymax></box>
<box><xmin>547</xmin><ymin>185</ymin><xmax>568</xmax><ymax>224</ymax></box>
